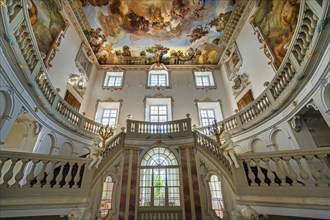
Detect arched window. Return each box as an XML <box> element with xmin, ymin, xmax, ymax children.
<box><xmin>209</xmin><ymin>175</ymin><xmax>224</xmax><ymax>218</ymax></box>
<box><xmin>139</xmin><ymin>147</ymin><xmax>180</xmax><ymax>207</ymax></box>
<box><xmin>100</xmin><ymin>176</ymin><xmax>114</xmax><ymax>217</ymax></box>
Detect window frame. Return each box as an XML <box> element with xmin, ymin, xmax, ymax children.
<box><xmin>206</xmin><ymin>174</ymin><xmax>225</xmax><ymax>219</ymax></box>
<box><xmin>144</xmin><ymin>97</ymin><xmax>173</xmax><ymax>122</ymax></box>
<box><xmin>139</xmin><ymin>147</ymin><xmax>181</xmax><ymax>207</ymax></box>
<box><xmin>99</xmin><ymin>175</ymin><xmax>114</xmax><ymax>217</ymax></box>
<box><xmin>193</xmin><ymin>71</ymin><xmax>216</xmax><ymax>89</ymax></box>
<box><xmin>95</xmin><ymin>101</ymin><xmax>122</xmax><ymax>126</ymax></box>
<box><xmin>101</xmin><ymin>109</ymin><xmax>118</xmax><ymax>126</ymax></box>
<box><xmin>199</xmin><ymin>109</ymin><xmax>216</xmax><ymax>127</ymax></box>
<box><xmin>196</xmin><ymin>101</ymin><xmax>223</xmax><ymax>127</ymax></box>
<box><xmin>146</xmin><ymin>70</ymin><xmax>170</xmax><ymax>88</ymax></box>
<box><xmin>103</xmin><ymin>70</ymin><xmax>125</xmax><ymax>89</ymax></box>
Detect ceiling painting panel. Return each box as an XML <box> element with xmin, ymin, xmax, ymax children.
<box><xmin>77</xmin><ymin>0</ymin><xmax>236</xmax><ymax>65</ymax></box>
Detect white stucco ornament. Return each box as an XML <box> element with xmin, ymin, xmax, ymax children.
<box><xmin>67</xmin><ymin>208</ymin><xmax>82</xmax><ymax>220</ymax></box>
<box><xmin>220</xmin><ymin>131</ymin><xmax>240</xmax><ymax>168</ymax></box>
<box><xmin>88</xmin><ymin>138</ymin><xmax>104</xmax><ymax>169</ymax></box>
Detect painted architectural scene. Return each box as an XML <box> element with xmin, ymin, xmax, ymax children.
<box><xmin>28</xmin><ymin>0</ymin><xmax>68</xmax><ymax>59</ymax></box>
<box><xmin>77</xmin><ymin>0</ymin><xmax>237</xmax><ymax>65</ymax></box>
<box><xmin>250</xmin><ymin>0</ymin><xmax>300</xmax><ymax>68</ymax></box>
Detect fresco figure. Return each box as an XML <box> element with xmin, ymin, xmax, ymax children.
<box><xmin>188</xmin><ymin>25</ymin><xmax>209</xmax><ymax>43</ymax></box>
<box><xmin>77</xmin><ymin>0</ymin><xmax>235</xmax><ymax>65</ymax></box>
<box><xmin>209</xmin><ymin>11</ymin><xmax>232</xmax><ymax>32</ymax></box>
<box><xmin>251</xmin><ymin>0</ymin><xmax>300</xmax><ymax>68</ymax></box>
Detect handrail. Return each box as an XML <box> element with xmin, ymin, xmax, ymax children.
<box><xmin>126</xmin><ymin>117</ymin><xmax>192</xmax><ymax>139</ymax></box>
<box><xmin>1</xmin><ymin>0</ymin><xmax>328</xmax><ymax>139</ymax></box>
<box><xmin>103</xmin><ymin>131</ymin><xmax>125</xmax><ymax>161</ymax></box>
<box><xmin>233</xmin><ymin>147</ymin><xmax>330</xmax><ymax>190</ymax></box>
<box><xmin>193</xmin><ymin>130</ymin><xmax>233</xmax><ymax>177</ymax></box>
<box><xmin>0</xmin><ymin>151</ymin><xmax>93</xmax><ymax>190</ymax></box>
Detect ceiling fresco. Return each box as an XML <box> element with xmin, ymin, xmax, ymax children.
<box><xmin>78</xmin><ymin>0</ymin><xmax>236</xmax><ymax>65</ymax></box>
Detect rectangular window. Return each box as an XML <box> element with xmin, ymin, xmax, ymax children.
<box><xmin>101</xmin><ymin>109</ymin><xmax>118</xmax><ymax>126</ymax></box>
<box><xmin>95</xmin><ymin>102</ymin><xmax>121</xmax><ymax>126</ymax></box>
<box><xmin>194</xmin><ymin>71</ymin><xmax>215</xmax><ymax>88</ymax></box>
<box><xmin>104</xmin><ymin>72</ymin><xmax>124</xmax><ymax>87</ymax></box>
<box><xmin>145</xmin><ymin>98</ymin><xmax>172</xmax><ymax>122</ymax></box>
<box><xmin>148</xmin><ymin>70</ymin><xmax>169</xmax><ymax>87</ymax></box>
<box><xmin>197</xmin><ymin>102</ymin><xmax>223</xmax><ymax>127</ymax></box>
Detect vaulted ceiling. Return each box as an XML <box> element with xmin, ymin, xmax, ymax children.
<box><xmin>74</xmin><ymin>0</ymin><xmax>240</xmax><ymax>65</ymax></box>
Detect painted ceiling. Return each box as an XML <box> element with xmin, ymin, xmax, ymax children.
<box><xmin>78</xmin><ymin>0</ymin><xmax>236</xmax><ymax>65</ymax></box>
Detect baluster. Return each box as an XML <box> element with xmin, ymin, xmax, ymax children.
<box><xmin>317</xmin><ymin>154</ymin><xmax>330</xmax><ymax>180</ymax></box>
<box><xmin>54</xmin><ymin>162</ymin><xmax>65</xmax><ymax>188</ymax></box>
<box><xmin>45</xmin><ymin>161</ymin><xmax>56</xmax><ymax>188</ymax></box>
<box><xmin>73</xmin><ymin>163</ymin><xmax>83</xmax><ymax>188</ymax></box>
<box><xmin>245</xmin><ymin>159</ymin><xmax>257</xmax><ymax>186</ymax></box>
<box><xmin>263</xmin><ymin>158</ymin><xmax>276</xmax><ymax>186</ymax></box>
<box><xmin>282</xmin><ymin>157</ymin><xmax>299</xmax><ymax>186</ymax></box>
<box><xmin>0</xmin><ymin>158</ymin><xmax>8</xmax><ymax>185</ymax></box>
<box><xmin>11</xmin><ymin>158</ymin><xmax>29</xmax><ymax>188</ymax></box>
<box><xmin>63</xmin><ymin>162</ymin><xmax>74</xmax><ymax>188</ymax></box>
<box><xmin>2</xmin><ymin>159</ymin><xmax>18</xmax><ymax>187</ymax></box>
<box><xmin>293</xmin><ymin>156</ymin><xmax>310</xmax><ymax>186</ymax></box>
<box><xmin>304</xmin><ymin>155</ymin><xmax>323</xmax><ymax>186</ymax></box>
<box><xmin>254</xmin><ymin>159</ymin><xmax>266</xmax><ymax>186</ymax></box>
<box><xmin>272</xmin><ymin>158</ymin><xmax>288</xmax><ymax>186</ymax></box>
<box><xmin>35</xmin><ymin>160</ymin><xmax>48</xmax><ymax>187</ymax></box>
<box><xmin>24</xmin><ymin>159</ymin><xmax>38</xmax><ymax>188</ymax></box>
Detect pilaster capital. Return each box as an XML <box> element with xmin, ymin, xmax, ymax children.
<box><xmin>124</xmin><ymin>146</ymin><xmax>139</xmax><ymax>153</ymax></box>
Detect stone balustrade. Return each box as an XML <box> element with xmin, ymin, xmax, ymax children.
<box><xmin>137</xmin><ymin>209</ymin><xmax>183</xmax><ymax>220</ymax></box>
<box><xmin>0</xmin><ymin>151</ymin><xmax>92</xmax><ymax>192</ymax></box>
<box><xmin>193</xmin><ymin>131</ymin><xmax>233</xmax><ymax>177</ymax></box>
<box><xmin>1</xmin><ymin>0</ymin><xmax>328</xmax><ymax>138</ymax></box>
<box><xmin>126</xmin><ymin>117</ymin><xmax>192</xmax><ymax>139</ymax></box>
<box><xmin>103</xmin><ymin>132</ymin><xmax>125</xmax><ymax>161</ymax></box>
<box><xmin>2</xmin><ymin>0</ymin><xmax>102</xmax><ymax>137</ymax></box>
<box><xmin>235</xmin><ymin>147</ymin><xmax>330</xmax><ymax>188</ymax></box>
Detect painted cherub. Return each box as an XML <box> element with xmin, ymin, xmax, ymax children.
<box><xmin>220</xmin><ymin>131</ymin><xmax>240</xmax><ymax>168</ymax></box>
<box><xmin>88</xmin><ymin>138</ymin><xmax>104</xmax><ymax>169</ymax></box>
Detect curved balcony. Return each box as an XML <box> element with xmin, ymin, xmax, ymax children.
<box><xmin>0</xmin><ymin>0</ymin><xmax>329</xmax><ymax>139</ymax></box>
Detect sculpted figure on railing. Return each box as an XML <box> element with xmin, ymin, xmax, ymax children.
<box><xmin>220</xmin><ymin>131</ymin><xmax>240</xmax><ymax>168</ymax></box>
<box><xmin>88</xmin><ymin>138</ymin><xmax>104</xmax><ymax>169</ymax></box>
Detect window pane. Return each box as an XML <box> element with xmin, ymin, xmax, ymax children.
<box><xmin>139</xmin><ymin>187</ymin><xmax>151</xmax><ymax>206</ymax></box>
<box><xmin>168</xmin><ymin>187</ymin><xmax>180</xmax><ymax>206</ymax></box>
<box><xmin>196</xmin><ymin>76</ymin><xmax>203</xmax><ymax>86</ymax></box>
<box><xmin>153</xmin><ymin>187</ymin><xmax>165</xmax><ymax>206</ymax></box>
<box><xmin>202</xmin><ymin>76</ymin><xmax>210</xmax><ymax>86</ymax></box>
<box><xmin>200</xmin><ymin>109</ymin><xmax>215</xmax><ymax>126</ymax></box>
<box><xmin>102</xmin><ymin>109</ymin><xmax>118</xmax><ymax>125</ymax></box>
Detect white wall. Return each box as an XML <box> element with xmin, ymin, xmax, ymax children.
<box><xmin>235</xmin><ymin>5</ymin><xmax>276</xmax><ymax>98</ymax></box>
<box><xmin>47</xmin><ymin>10</ymin><xmax>82</xmax><ymax>98</ymax></box>
<box><xmin>220</xmin><ymin>66</ymin><xmax>237</xmax><ymax>115</ymax></box>
<box><xmin>45</xmin><ymin>10</ymin><xmax>97</xmax><ymax>114</ymax></box>
<box><xmin>85</xmin><ymin>68</ymin><xmax>233</xmax><ymax>127</ymax></box>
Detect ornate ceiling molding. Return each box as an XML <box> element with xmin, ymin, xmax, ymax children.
<box><xmin>147</xmin><ymin>63</ymin><xmax>170</xmax><ymax>71</ymax></box>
